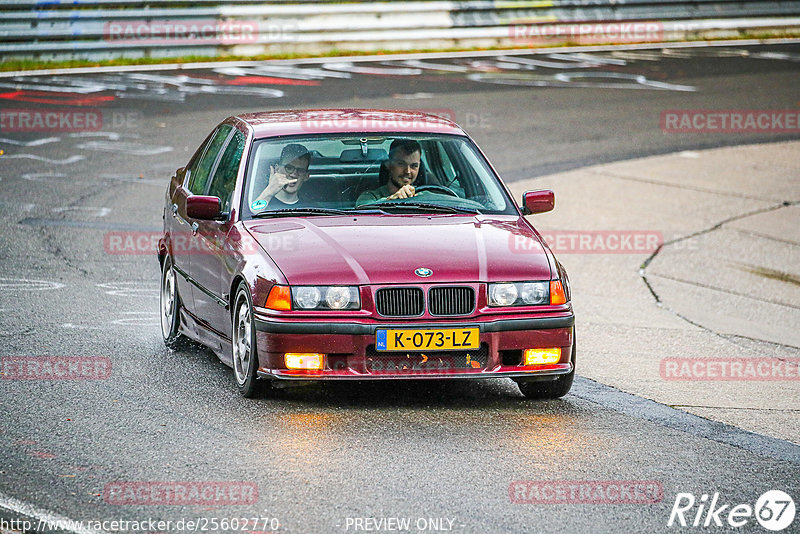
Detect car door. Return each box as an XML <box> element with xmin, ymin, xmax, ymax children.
<box><xmin>178</xmin><ymin>125</ymin><xmax>232</xmax><ymax>323</ymax></box>
<box><xmin>168</xmin><ymin>129</ymin><xmax>217</xmax><ymax>317</ymax></box>
<box><xmin>188</xmin><ymin>125</ymin><xmax>246</xmax><ymax>342</ymax></box>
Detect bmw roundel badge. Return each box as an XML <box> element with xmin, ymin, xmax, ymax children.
<box><xmin>415</xmin><ymin>267</ymin><xmax>433</xmax><ymax>278</ymax></box>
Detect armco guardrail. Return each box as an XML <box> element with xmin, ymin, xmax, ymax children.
<box><xmin>1</xmin><ymin>0</ymin><xmax>800</xmax><ymax>61</ymax></box>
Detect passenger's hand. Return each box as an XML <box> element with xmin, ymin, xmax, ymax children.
<box><xmin>260</xmin><ymin>165</ymin><xmax>298</xmax><ymax>198</ymax></box>
<box><xmin>387</xmin><ymin>185</ymin><xmax>415</xmax><ymax>200</ymax></box>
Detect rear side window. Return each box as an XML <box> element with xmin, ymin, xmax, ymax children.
<box><xmin>208</xmin><ymin>129</ymin><xmax>246</xmax><ymax>213</ymax></box>
<box><xmin>187</xmin><ymin>125</ymin><xmax>232</xmax><ymax>195</ymax></box>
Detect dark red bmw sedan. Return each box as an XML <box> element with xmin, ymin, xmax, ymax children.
<box><xmin>158</xmin><ymin>109</ymin><xmax>575</xmax><ymax>398</ymax></box>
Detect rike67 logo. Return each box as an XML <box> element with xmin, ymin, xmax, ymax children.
<box><xmin>668</xmin><ymin>490</ymin><xmax>795</xmax><ymax>531</ymax></box>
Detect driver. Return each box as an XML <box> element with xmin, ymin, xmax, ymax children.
<box><xmin>356</xmin><ymin>138</ymin><xmax>421</xmax><ymax>206</ymax></box>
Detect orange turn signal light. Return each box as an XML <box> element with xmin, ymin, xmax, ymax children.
<box><xmin>265</xmin><ymin>285</ymin><xmax>291</xmax><ymax>310</ymax></box>
<box><xmin>524</xmin><ymin>348</ymin><xmax>562</xmax><ymax>366</ymax></box>
<box><xmin>285</xmin><ymin>353</ymin><xmax>324</xmax><ymax>370</ymax></box>
<box><xmin>550</xmin><ymin>280</ymin><xmax>566</xmax><ymax>305</ymax></box>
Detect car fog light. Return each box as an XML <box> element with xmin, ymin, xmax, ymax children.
<box><xmin>285</xmin><ymin>353</ymin><xmax>324</xmax><ymax>370</ymax></box>
<box><xmin>523</xmin><ymin>348</ymin><xmax>561</xmax><ymax>366</ymax></box>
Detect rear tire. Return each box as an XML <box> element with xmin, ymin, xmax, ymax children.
<box><xmin>160</xmin><ymin>256</ymin><xmax>190</xmax><ymax>349</ymax></box>
<box><xmin>516</xmin><ymin>333</ymin><xmax>576</xmax><ymax>399</ymax></box>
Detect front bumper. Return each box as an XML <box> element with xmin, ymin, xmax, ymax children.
<box><xmin>253</xmin><ymin>313</ymin><xmax>575</xmax><ymax>380</ymax></box>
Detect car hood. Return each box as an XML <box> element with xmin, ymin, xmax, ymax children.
<box><xmin>244</xmin><ymin>215</ymin><xmax>552</xmax><ymax>285</ymax></box>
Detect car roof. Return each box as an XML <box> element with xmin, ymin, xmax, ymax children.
<box><xmin>236</xmin><ymin>109</ymin><xmax>467</xmax><ymax>139</ymax></box>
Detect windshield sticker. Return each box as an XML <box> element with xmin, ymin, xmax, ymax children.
<box><xmin>251</xmin><ymin>199</ymin><xmax>268</xmax><ymax>211</ymax></box>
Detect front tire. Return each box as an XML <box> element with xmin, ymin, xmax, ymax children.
<box><xmin>232</xmin><ymin>282</ymin><xmax>264</xmax><ymax>397</ymax></box>
<box><xmin>516</xmin><ymin>334</ymin><xmax>576</xmax><ymax>399</ymax></box>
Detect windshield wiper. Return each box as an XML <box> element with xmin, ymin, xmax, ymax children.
<box><xmin>356</xmin><ymin>201</ymin><xmax>480</xmax><ymax>214</ymax></box>
<box><xmin>252</xmin><ymin>207</ymin><xmax>349</xmax><ymax>218</ymax></box>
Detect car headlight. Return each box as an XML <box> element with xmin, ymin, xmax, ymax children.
<box><xmin>489</xmin><ymin>283</ymin><xmax>518</xmax><ymax>306</ymax></box>
<box><xmin>291</xmin><ymin>286</ymin><xmax>360</xmax><ymax>310</ymax></box>
<box><xmin>294</xmin><ymin>286</ymin><xmax>321</xmax><ymax>309</ymax></box>
<box><xmin>520</xmin><ymin>282</ymin><xmax>548</xmax><ymax>305</ymax></box>
<box><xmin>488</xmin><ymin>281</ymin><xmax>551</xmax><ymax>307</ymax></box>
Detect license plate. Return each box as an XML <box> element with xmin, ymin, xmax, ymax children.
<box><xmin>375</xmin><ymin>327</ymin><xmax>479</xmax><ymax>352</ymax></box>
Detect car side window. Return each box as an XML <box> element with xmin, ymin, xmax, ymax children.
<box><xmin>187</xmin><ymin>125</ymin><xmax>232</xmax><ymax>195</ymax></box>
<box><xmin>207</xmin><ymin>129</ymin><xmax>246</xmax><ymax>213</ymax></box>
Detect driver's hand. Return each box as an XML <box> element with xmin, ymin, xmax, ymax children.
<box><xmin>387</xmin><ymin>185</ymin><xmax>415</xmax><ymax>200</ymax></box>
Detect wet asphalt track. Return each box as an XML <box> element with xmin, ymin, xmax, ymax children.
<box><xmin>0</xmin><ymin>43</ymin><xmax>799</xmax><ymax>533</ymax></box>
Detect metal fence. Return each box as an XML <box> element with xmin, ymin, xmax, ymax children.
<box><xmin>2</xmin><ymin>0</ymin><xmax>800</xmax><ymax>61</ymax></box>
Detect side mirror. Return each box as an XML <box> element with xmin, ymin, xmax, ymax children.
<box><xmin>522</xmin><ymin>189</ymin><xmax>555</xmax><ymax>215</ymax></box>
<box><xmin>187</xmin><ymin>195</ymin><xmax>222</xmax><ymax>220</ymax></box>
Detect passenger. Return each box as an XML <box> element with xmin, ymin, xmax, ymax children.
<box><xmin>254</xmin><ymin>143</ymin><xmax>311</xmax><ymax>209</ymax></box>
<box><xmin>356</xmin><ymin>138</ymin><xmax>422</xmax><ymax>205</ymax></box>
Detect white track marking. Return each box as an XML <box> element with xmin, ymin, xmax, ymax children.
<box><xmin>547</xmin><ymin>52</ymin><xmax>627</xmax><ymax>65</ymax></box>
<box><xmin>609</xmin><ymin>50</ymin><xmax>665</xmax><ymax>61</ymax></box>
<box><xmin>0</xmin><ymin>278</ymin><xmax>64</xmax><ymax>291</ymax></box>
<box><xmin>98</xmin><ymin>174</ymin><xmax>164</xmax><ymax>185</ymax></box>
<box><xmin>750</xmin><ymin>51</ymin><xmax>800</xmax><ymax>61</ymax></box>
<box><xmin>553</xmin><ymin>71</ymin><xmax>696</xmax><ymax>91</ymax></box>
<box><xmin>0</xmin><ymin>490</ymin><xmax>111</xmax><ymax>534</ymax></box>
<box><xmin>109</xmin><ymin>311</ymin><xmax>160</xmax><ymax>326</ymax></box>
<box><xmin>323</xmin><ymin>62</ymin><xmax>422</xmax><ymax>76</ymax></box>
<box><xmin>21</xmin><ymin>172</ymin><xmax>68</xmax><ymax>183</ymax></box>
<box><xmin>69</xmin><ymin>132</ymin><xmax>137</xmax><ymax>141</ymax></box>
<box><xmin>53</xmin><ymin>207</ymin><xmax>111</xmax><ymax>217</ymax></box>
<box><xmin>1</xmin><ymin>154</ymin><xmax>85</xmax><ymax>164</ymax></box>
<box><xmin>0</xmin><ymin>137</ymin><xmax>60</xmax><ymax>146</ymax></box>
<box><xmin>190</xmin><ymin>85</ymin><xmax>284</xmax><ymax>97</ymax></box>
<box><xmin>214</xmin><ymin>64</ymin><xmax>351</xmax><ymax>79</ymax></box>
<box><xmin>392</xmin><ymin>92</ymin><xmax>435</xmax><ymax>99</ymax></box>
<box><xmin>0</xmin><ymin>79</ymin><xmax>106</xmax><ymax>93</ymax></box>
<box><xmin>468</xmin><ymin>71</ymin><xmax>696</xmax><ymax>91</ymax></box>
<box><xmin>76</xmin><ymin>141</ymin><xmax>172</xmax><ymax>156</ymax></box>
<box><xmin>97</xmin><ymin>282</ymin><xmax>158</xmax><ymax>297</ymax></box>
<box><xmin>497</xmin><ymin>55</ymin><xmax>601</xmax><ymax>69</ymax></box>
<box><xmin>661</xmin><ymin>47</ymin><xmax>750</xmax><ymax>58</ymax></box>
<box><xmin>395</xmin><ymin>59</ymin><xmax>470</xmax><ymax>72</ymax></box>
<box><xmin>0</xmin><ymin>38</ymin><xmax>798</xmax><ymax>77</ymax></box>
<box><xmin>59</xmin><ymin>323</ymin><xmax>103</xmax><ymax>330</ymax></box>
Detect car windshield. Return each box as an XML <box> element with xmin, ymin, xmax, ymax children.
<box><xmin>242</xmin><ymin>134</ymin><xmax>516</xmax><ymax>218</ymax></box>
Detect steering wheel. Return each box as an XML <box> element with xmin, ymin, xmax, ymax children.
<box><xmin>414</xmin><ymin>185</ymin><xmax>459</xmax><ymax>197</ymax></box>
